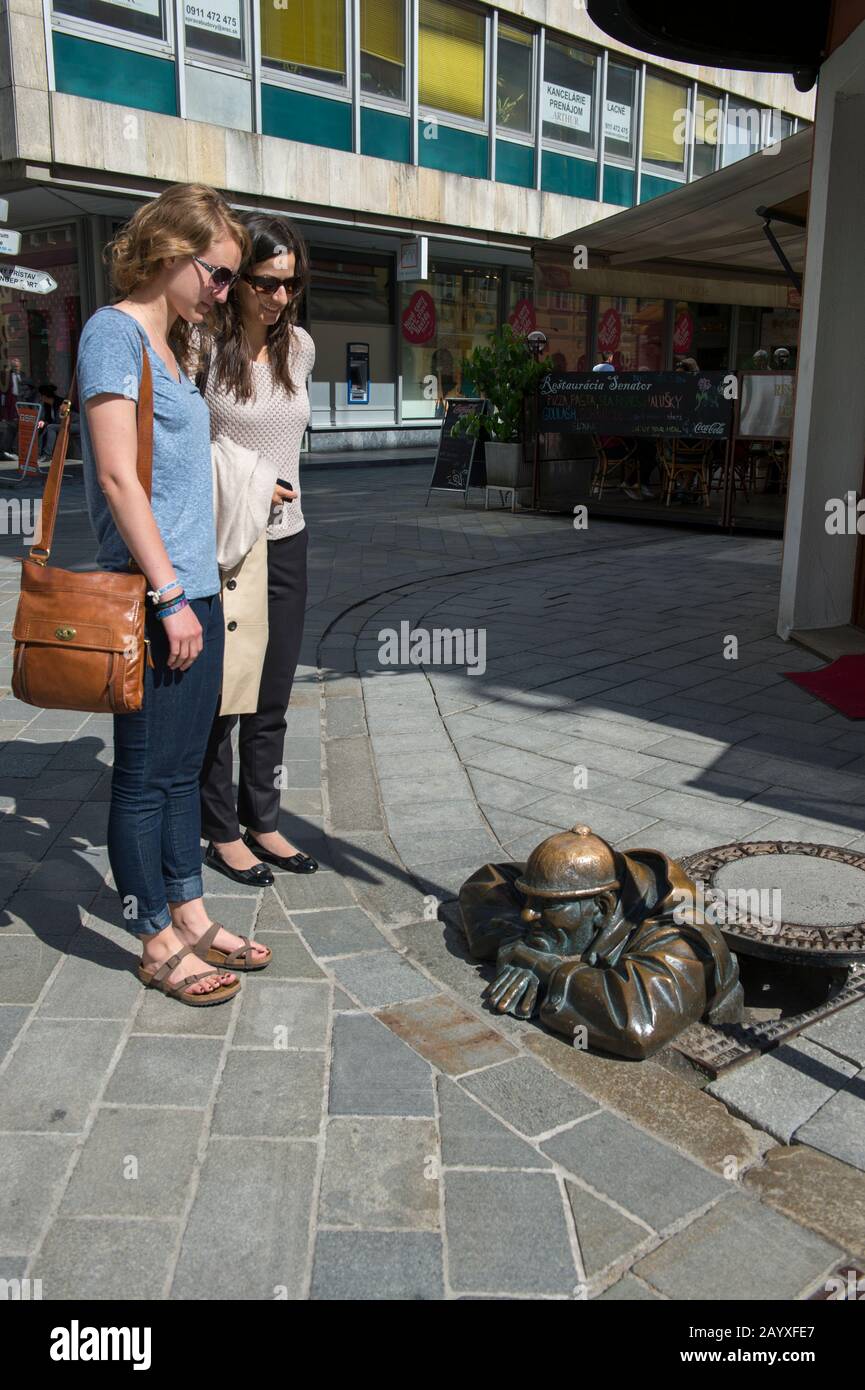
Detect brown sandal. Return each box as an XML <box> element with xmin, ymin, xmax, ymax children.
<box><xmin>137</xmin><ymin>945</ymin><xmax>241</xmax><ymax>1006</ymax></box>
<box><xmin>192</xmin><ymin>921</ymin><xmax>272</xmax><ymax>972</ymax></box>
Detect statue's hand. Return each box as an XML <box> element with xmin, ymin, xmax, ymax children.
<box><xmin>484</xmin><ymin>963</ymin><xmax>540</xmax><ymax>1019</ymax></box>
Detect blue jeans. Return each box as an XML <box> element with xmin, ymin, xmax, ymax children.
<box><xmin>108</xmin><ymin>594</ymin><xmax>224</xmax><ymax>937</ymax></box>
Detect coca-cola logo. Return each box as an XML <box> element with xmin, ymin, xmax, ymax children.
<box><xmin>673</xmin><ymin>310</ymin><xmax>694</xmax><ymax>354</ymax></box>
<box><xmin>693</xmin><ymin>422</ymin><xmax>726</xmax><ymax>434</ymax></box>
<box><xmin>597</xmin><ymin>308</ymin><xmax>621</xmax><ymax>353</ymax></box>
<box><xmin>508</xmin><ymin>298</ymin><xmax>537</xmax><ymax>337</ymax></box>
<box><xmin>402</xmin><ymin>290</ymin><xmax>436</xmax><ymax>344</ymax></box>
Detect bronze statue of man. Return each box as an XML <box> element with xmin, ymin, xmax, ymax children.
<box><xmin>458</xmin><ymin>825</ymin><xmax>742</xmax><ymax>1060</ymax></box>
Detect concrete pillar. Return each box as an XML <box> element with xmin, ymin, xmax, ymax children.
<box><xmin>778</xmin><ymin>24</ymin><xmax>865</xmax><ymax>636</ymax></box>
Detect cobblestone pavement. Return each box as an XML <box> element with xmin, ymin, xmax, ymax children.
<box><xmin>1</xmin><ymin>465</ymin><xmax>864</xmax><ymax>1300</ymax></box>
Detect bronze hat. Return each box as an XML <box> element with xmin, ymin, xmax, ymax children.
<box><xmin>514</xmin><ymin>825</ymin><xmax>621</xmax><ymax>901</ymax></box>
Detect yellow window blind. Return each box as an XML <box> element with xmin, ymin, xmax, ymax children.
<box><xmin>419</xmin><ymin>0</ymin><xmax>485</xmax><ymax>121</ymax></box>
<box><xmin>261</xmin><ymin>0</ymin><xmax>345</xmax><ymax>74</ymax></box>
<box><xmin>361</xmin><ymin>0</ymin><xmax>404</xmax><ymax>66</ymax></box>
<box><xmin>499</xmin><ymin>21</ymin><xmax>532</xmax><ymax>48</ymax></box>
<box><xmin>642</xmin><ymin>74</ymin><xmax>688</xmax><ymax>166</ymax></box>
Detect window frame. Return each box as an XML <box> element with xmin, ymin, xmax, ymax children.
<box><xmin>183</xmin><ymin>0</ymin><xmax>250</xmax><ymax>71</ymax></box>
<box><xmin>416</xmin><ymin>0</ymin><xmax>490</xmax><ymax>134</ymax></box>
<box><xmin>49</xmin><ymin>0</ymin><xmax>172</xmax><ymax>58</ymax></box>
<box><xmin>540</xmin><ymin>30</ymin><xmax>601</xmax><ymax>162</ymax></box>
<box><xmin>495</xmin><ymin>14</ymin><xmax>536</xmax><ymax>143</ymax></box>
<box><xmin>638</xmin><ymin>63</ymin><xmax>691</xmax><ymax>184</ymax></box>
<box><xmin>259</xmin><ymin>0</ymin><xmax>352</xmax><ymax>100</ymax></box>
<box><xmin>358</xmin><ymin>0</ymin><xmax>410</xmax><ymax>112</ymax></box>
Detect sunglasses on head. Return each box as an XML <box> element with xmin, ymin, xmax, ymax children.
<box><xmin>192</xmin><ymin>254</ymin><xmax>240</xmax><ymax>291</ymax></box>
<box><xmin>242</xmin><ymin>272</ymin><xmax>304</xmax><ymax>296</ymax></box>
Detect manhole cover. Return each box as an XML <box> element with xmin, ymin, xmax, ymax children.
<box><xmin>682</xmin><ymin>841</ymin><xmax>865</xmax><ymax>966</ymax></box>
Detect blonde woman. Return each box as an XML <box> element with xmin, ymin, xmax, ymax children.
<box><xmin>198</xmin><ymin>213</ymin><xmax>318</xmax><ymax>883</ymax></box>
<box><xmin>79</xmin><ymin>183</ymin><xmax>271</xmax><ymax>1006</ymax></box>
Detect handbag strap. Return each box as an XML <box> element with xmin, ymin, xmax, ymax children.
<box><xmin>29</xmin><ymin>327</ymin><xmax>154</xmax><ymax>567</ymax></box>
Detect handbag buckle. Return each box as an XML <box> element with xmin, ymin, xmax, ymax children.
<box><xmin>30</xmin><ymin>546</ymin><xmax>50</xmax><ymax>566</ymax></box>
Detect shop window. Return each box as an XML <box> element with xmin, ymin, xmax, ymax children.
<box><xmin>308</xmin><ymin>255</ymin><xmax>392</xmax><ymax>324</ymax></box>
<box><xmin>542</xmin><ymin>37</ymin><xmax>597</xmax><ymax>152</ymax></box>
<box><xmin>419</xmin><ymin>0</ymin><xmax>485</xmax><ymax>122</ymax></box>
<box><xmin>532</xmin><ymin>256</ymin><xmax>589</xmax><ymax>370</ymax></box>
<box><xmin>692</xmin><ymin>88</ymin><xmax>721</xmax><ymax>177</ymax></box>
<box><xmin>185</xmin><ymin>0</ymin><xmax>245</xmax><ymax>62</ymax></box>
<box><xmin>641</xmin><ymin>72</ymin><xmax>688</xmax><ymax>175</ymax></box>
<box><xmin>0</xmin><ymin>225</ymin><xmax>81</xmax><ymax>402</ymax></box>
<box><xmin>595</xmin><ymin>296</ymin><xmax>663</xmax><ymax>371</ymax></box>
<box><xmin>723</xmin><ymin>102</ymin><xmax>762</xmax><ymax>165</ymax></box>
<box><xmin>604</xmin><ymin>62</ymin><xmax>636</xmax><ymax>163</ymax></box>
<box><xmin>361</xmin><ymin>0</ymin><xmax>406</xmax><ymax>102</ymax></box>
<box><xmin>673</xmin><ymin>302</ymin><xmax>732</xmax><ymax>371</ymax></box>
<box><xmin>400</xmin><ymin>264</ymin><xmax>501</xmax><ymax>420</ymax></box>
<box><xmin>261</xmin><ymin>0</ymin><xmax>346</xmax><ymax>85</ymax></box>
<box><xmin>52</xmin><ymin>0</ymin><xmax>165</xmax><ymax>42</ymax></box>
<box><xmin>497</xmin><ymin>20</ymin><xmax>533</xmax><ymax>135</ymax></box>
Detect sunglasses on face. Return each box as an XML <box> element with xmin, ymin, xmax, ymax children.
<box><xmin>242</xmin><ymin>272</ymin><xmax>304</xmax><ymax>297</ymax></box>
<box><xmin>192</xmin><ymin>255</ymin><xmax>240</xmax><ymax>291</ymax></box>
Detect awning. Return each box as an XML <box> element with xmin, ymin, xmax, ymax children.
<box><xmin>548</xmin><ymin>128</ymin><xmax>811</xmax><ymax>286</ymax></box>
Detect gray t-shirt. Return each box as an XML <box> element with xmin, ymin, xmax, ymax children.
<box><xmin>78</xmin><ymin>306</ymin><xmax>219</xmax><ymax>600</ymax></box>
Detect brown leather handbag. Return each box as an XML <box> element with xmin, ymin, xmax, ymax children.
<box><xmin>12</xmin><ymin>350</ymin><xmax>155</xmax><ymax>714</ymax></box>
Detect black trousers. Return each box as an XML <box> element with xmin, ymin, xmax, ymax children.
<box><xmin>200</xmin><ymin>526</ymin><xmax>309</xmax><ymax>842</ymax></box>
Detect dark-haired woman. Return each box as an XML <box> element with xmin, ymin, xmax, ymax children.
<box><xmin>199</xmin><ymin>213</ymin><xmax>319</xmax><ymax>882</ymax></box>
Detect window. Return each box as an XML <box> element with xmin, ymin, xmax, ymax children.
<box><xmin>542</xmin><ymin>38</ymin><xmax>597</xmax><ymax>151</ymax></box>
<box><xmin>497</xmin><ymin>20</ymin><xmax>533</xmax><ymax>134</ymax></box>
<box><xmin>604</xmin><ymin>62</ymin><xmax>636</xmax><ymax>162</ymax></box>
<box><xmin>52</xmin><ymin>0</ymin><xmax>165</xmax><ymax>41</ymax></box>
<box><xmin>533</xmin><ymin>256</ymin><xmax>589</xmax><ymax>370</ymax></box>
<box><xmin>596</xmin><ymin>296</ymin><xmax>664</xmax><ymax>371</ymax></box>
<box><xmin>723</xmin><ymin>101</ymin><xmax>762</xmax><ymax>165</ymax></box>
<box><xmin>764</xmin><ymin>109</ymin><xmax>793</xmax><ymax>147</ymax></box>
<box><xmin>400</xmin><ymin>263</ymin><xmax>501</xmax><ymax>419</ymax></box>
<box><xmin>308</xmin><ymin>255</ymin><xmax>392</xmax><ymax>324</ymax></box>
<box><xmin>0</xmin><ymin>225</ymin><xmax>81</xmax><ymax>393</ymax></box>
<box><xmin>642</xmin><ymin>72</ymin><xmax>688</xmax><ymax>174</ymax></box>
<box><xmin>261</xmin><ymin>0</ymin><xmax>346</xmax><ymax>84</ymax></box>
<box><xmin>185</xmin><ymin>0</ymin><xmax>244</xmax><ymax>62</ymax></box>
<box><xmin>419</xmin><ymin>0</ymin><xmax>485</xmax><ymax>122</ymax></box>
<box><xmin>360</xmin><ymin>0</ymin><xmax>406</xmax><ymax>102</ymax></box>
<box><xmin>673</xmin><ymin>302</ymin><xmax>732</xmax><ymax>370</ymax></box>
<box><xmin>692</xmin><ymin>88</ymin><xmax>722</xmax><ymax>177</ymax></box>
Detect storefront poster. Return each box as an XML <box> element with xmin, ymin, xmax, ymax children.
<box><xmin>597</xmin><ymin>307</ymin><xmax>621</xmax><ymax>353</ymax></box>
<box><xmin>508</xmin><ymin>298</ymin><xmax>537</xmax><ymax>337</ymax></box>
<box><xmin>604</xmin><ymin>100</ymin><xmax>631</xmax><ymax>142</ymax></box>
<box><xmin>402</xmin><ymin>290</ymin><xmax>436</xmax><ymax>344</ymax></box>
<box><xmin>672</xmin><ymin>309</ymin><xmax>694</xmax><ymax>354</ymax></box>
<box><xmin>543</xmin><ymin>83</ymin><xmax>591</xmax><ymax>134</ymax></box>
<box><xmin>761</xmin><ymin>308</ymin><xmax>800</xmax><ymax>347</ymax></box>
<box><xmin>738</xmin><ymin>373</ymin><xmax>795</xmax><ymax>439</ymax></box>
<box><xmin>185</xmin><ymin>0</ymin><xmax>240</xmax><ymax>36</ymax></box>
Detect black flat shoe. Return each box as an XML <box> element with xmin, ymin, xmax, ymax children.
<box><xmin>242</xmin><ymin>829</ymin><xmax>319</xmax><ymax>874</ymax></box>
<box><xmin>204</xmin><ymin>842</ymin><xmax>274</xmax><ymax>887</ymax></box>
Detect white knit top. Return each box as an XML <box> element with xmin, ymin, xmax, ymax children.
<box><xmin>204</xmin><ymin>326</ymin><xmax>315</xmax><ymax>541</ymax></box>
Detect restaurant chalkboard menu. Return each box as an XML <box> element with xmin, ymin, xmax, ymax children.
<box><xmin>537</xmin><ymin>371</ymin><xmax>734</xmax><ymax>438</ymax></box>
<box><xmin>426</xmin><ymin>398</ymin><xmax>488</xmax><ymax>505</ymax></box>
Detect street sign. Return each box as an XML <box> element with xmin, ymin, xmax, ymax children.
<box><xmin>0</xmin><ymin>230</ymin><xmax>22</xmax><ymax>256</ymax></box>
<box><xmin>0</xmin><ymin>265</ymin><xmax>57</xmax><ymax>294</ymax></box>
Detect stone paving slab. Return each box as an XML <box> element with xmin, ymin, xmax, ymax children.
<box><xmin>707</xmin><ymin>1038</ymin><xmax>860</xmax><ymax>1145</ymax></box>
<box><xmin>319</xmin><ymin>1117</ymin><xmax>438</xmax><ymax>1229</ymax></box>
<box><xmin>541</xmin><ymin>1112</ymin><xmax>729</xmax><ymax>1234</ymax></box>
<box><xmin>632</xmin><ymin>1193</ymin><xmax>841</xmax><ymax>1301</ymax></box>
<box><xmin>795</xmin><ymin>1071</ymin><xmax>865</xmax><ymax>1172</ymax></box>
<box><xmin>311</xmin><ymin>1230</ymin><xmax>444</xmax><ymax>1300</ymax></box>
<box><xmin>32</xmin><ymin>1218</ymin><xmax>178</xmax><ymax>1301</ymax></box>
<box><xmin>460</xmin><ymin>1056</ymin><xmax>599</xmax><ymax>1139</ymax></box>
<box><xmin>444</xmin><ymin>1170</ymin><xmax>578</xmax><ymax>1296</ymax></box>
<box><xmin>376</xmin><ymin>993</ymin><xmax>519</xmax><ymax>1076</ymax></box>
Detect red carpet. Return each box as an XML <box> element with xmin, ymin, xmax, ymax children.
<box><xmin>784</xmin><ymin>654</ymin><xmax>865</xmax><ymax>718</ymax></box>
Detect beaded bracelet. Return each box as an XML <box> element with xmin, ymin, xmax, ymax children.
<box><xmin>153</xmin><ymin>596</ymin><xmax>189</xmax><ymax>621</ymax></box>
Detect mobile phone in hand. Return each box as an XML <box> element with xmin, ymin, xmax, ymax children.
<box><xmin>276</xmin><ymin>477</ymin><xmax>294</xmax><ymax>501</ymax></box>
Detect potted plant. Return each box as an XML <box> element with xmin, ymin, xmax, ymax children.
<box><xmin>450</xmin><ymin>324</ymin><xmax>547</xmax><ymax>490</ymax></box>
